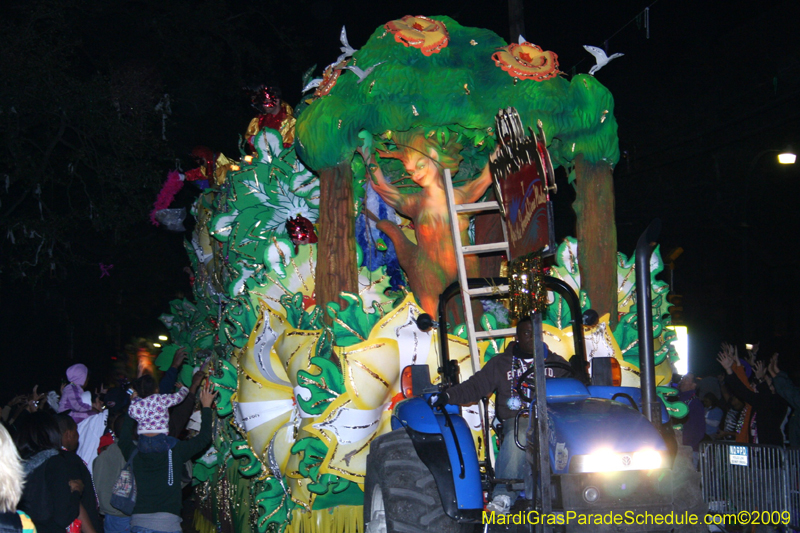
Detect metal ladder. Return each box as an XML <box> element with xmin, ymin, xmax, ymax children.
<box><xmin>442</xmin><ymin>168</ymin><xmax>513</xmax><ymax>375</ymax></box>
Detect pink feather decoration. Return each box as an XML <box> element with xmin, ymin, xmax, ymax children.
<box><xmin>150</xmin><ymin>170</ymin><xmax>184</xmax><ymax>226</ymax></box>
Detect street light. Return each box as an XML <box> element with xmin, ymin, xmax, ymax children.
<box><xmin>739</xmin><ymin>146</ymin><xmax>796</xmax><ymax>339</ymax></box>
<box><xmin>158</xmin><ymin>335</ymin><xmax>168</xmax><ymax>341</ymax></box>
<box><xmin>778</xmin><ymin>148</ymin><xmax>796</xmax><ymax>165</ymax></box>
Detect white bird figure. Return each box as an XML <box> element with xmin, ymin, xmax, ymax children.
<box><xmin>583</xmin><ymin>45</ymin><xmax>624</xmax><ymax>75</ymax></box>
<box><xmin>301</xmin><ymin>78</ymin><xmax>322</xmax><ymax>94</ymax></box>
<box><xmin>343</xmin><ymin>62</ymin><xmax>386</xmax><ymax>84</ymax></box>
<box><xmin>337</xmin><ymin>26</ymin><xmax>357</xmax><ymax>63</ymax></box>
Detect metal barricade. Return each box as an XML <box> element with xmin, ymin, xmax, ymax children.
<box><xmin>701</xmin><ymin>442</ymin><xmax>800</xmax><ymax>527</ymax></box>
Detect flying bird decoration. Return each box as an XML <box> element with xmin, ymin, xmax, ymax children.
<box><xmin>302</xmin><ymin>26</ymin><xmax>359</xmax><ymax>95</ymax></box>
<box><xmin>337</xmin><ymin>26</ymin><xmax>357</xmax><ymax>63</ymax></box>
<box><xmin>301</xmin><ymin>77</ymin><xmax>322</xmax><ymax>94</ymax></box>
<box><xmin>583</xmin><ymin>45</ymin><xmax>624</xmax><ymax>75</ymax></box>
<box><xmin>343</xmin><ymin>62</ymin><xmax>386</xmax><ymax>84</ymax></box>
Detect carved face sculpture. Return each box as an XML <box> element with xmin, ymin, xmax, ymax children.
<box><xmin>249</xmin><ymin>85</ymin><xmax>282</xmax><ymax>115</ymax></box>
<box><xmin>403</xmin><ymin>149</ymin><xmax>440</xmax><ymax>188</ymax></box>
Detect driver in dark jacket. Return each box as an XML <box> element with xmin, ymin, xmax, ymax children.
<box><xmin>429</xmin><ymin>317</ymin><xmax>570</xmax><ymax>514</ymax></box>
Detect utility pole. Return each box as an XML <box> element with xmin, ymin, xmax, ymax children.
<box><xmin>509</xmin><ymin>0</ymin><xmax>525</xmax><ymax>42</ymax></box>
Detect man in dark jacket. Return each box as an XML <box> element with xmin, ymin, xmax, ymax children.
<box><xmin>56</xmin><ymin>414</ymin><xmax>102</xmax><ymax>533</ymax></box>
<box><xmin>429</xmin><ymin>317</ymin><xmax>570</xmax><ymax>513</ymax></box>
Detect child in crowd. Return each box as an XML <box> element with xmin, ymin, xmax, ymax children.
<box><xmin>128</xmin><ymin>375</ymin><xmax>189</xmax><ymax>453</ymax></box>
<box><xmin>59</xmin><ymin>364</ymin><xmax>95</xmax><ymax>424</ymax></box>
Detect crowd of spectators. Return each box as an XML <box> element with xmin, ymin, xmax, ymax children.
<box><xmin>0</xmin><ymin>348</ymin><xmax>216</xmax><ymax>533</ymax></box>
<box><xmin>677</xmin><ymin>341</ymin><xmax>800</xmax><ymax>453</ymax></box>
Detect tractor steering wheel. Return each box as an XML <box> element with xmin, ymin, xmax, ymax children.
<box><xmin>516</xmin><ymin>361</ymin><xmax>576</xmax><ymax>404</ymax></box>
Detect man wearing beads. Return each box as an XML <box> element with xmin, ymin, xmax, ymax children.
<box><xmin>428</xmin><ymin>317</ymin><xmax>570</xmax><ymax>514</ymax></box>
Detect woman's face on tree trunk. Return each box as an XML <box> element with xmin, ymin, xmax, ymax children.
<box><xmin>403</xmin><ymin>150</ymin><xmax>439</xmax><ymax>188</ymax></box>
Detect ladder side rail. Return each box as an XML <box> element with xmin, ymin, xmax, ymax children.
<box><xmin>443</xmin><ymin>168</ymin><xmax>482</xmax><ymax>375</ymax></box>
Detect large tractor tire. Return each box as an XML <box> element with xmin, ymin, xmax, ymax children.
<box><xmin>364</xmin><ymin>428</ymin><xmax>475</xmax><ymax>533</ymax></box>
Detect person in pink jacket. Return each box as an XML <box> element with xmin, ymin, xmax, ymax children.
<box><xmin>128</xmin><ymin>374</ymin><xmax>189</xmax><ymax>454</ymax></box>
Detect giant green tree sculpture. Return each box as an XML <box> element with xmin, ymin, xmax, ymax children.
<box><xmin>297</xmin><ymin>15</ymin><xmax>619</xmax><ymax>323</ymax></box>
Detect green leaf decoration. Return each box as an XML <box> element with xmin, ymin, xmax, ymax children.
<box><xmin>295</xmin><ymin>357</ymin><xmax>344</xmax><ymax>416</ymax></box>
<box><xmin>209</xmin><ymin>358</ymin><xmax>237</xmax><ymax>417</ymax></box>
<box><xmin>192</xmin><ymin>446</ymin><xmax>218</xmax><ymax>485</ymax></box>
<box><xmin>614</xmin><ymin>304</ymin><xmax>672</xmax><ymax>367</ymax></box>
<box><xmin>254</xmin><ymin>476</ymin><xmax>295</xmax><ymax>533</ymax></box>
<box><xmin>289</xmin><ymin>436</ymin><xmax>364</xmax><ymax>509</ymax></box>
<box><xmin>231</xmin><ymin>439</ymin><xmax>265</xmax><ymax>478</ymax></box>
<box><xmin>657</xmin><ymin>385</ymin><xmax>689</xmax><ymax>419</ymax></box>
<box><xmin>280</xmin><ymin>292</ymin><xmax>324</xmax><ymax>330</ymax></box>
<box><xmin>220</xmin><ymin>294</ymin><xmax>257</xmax><ymax>348</ymax></box>
<box><xmin>177</xmin><ymin>365</ymin><xmax>194</xmax><ymax>387</ymax></box>
<box><xmin>290</xmin><ymin>436</ymin><xmax>329</xmax><ymax>482</ymax></box>
<box><xmin>310</xmin><ymin>475</ymin><xmax>364</xmax><ymax>509</ymax></box>
<box><xmin>154</xmin><ymin>344</ymin><xmax>179</xmax><ymax>371</ymax></box>
<box><xmin>325</xmin><ymin>292</ymin><xmax>382</xmax><ymax>347</ymax></box>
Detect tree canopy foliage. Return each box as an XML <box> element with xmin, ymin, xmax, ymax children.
<box><xmin>296</xmin><ymin>16</ymin><xmax>619</xmax><ymax>174</ymax></box>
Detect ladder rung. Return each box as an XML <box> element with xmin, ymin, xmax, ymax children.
<box><xmin>475</xmin><ymin>328</ymin><xmax>516</xmax><ymax>340</ymax></box>
<box><xmin>455</xmin><ymin>201</ymin><xmax>501</xmax><ymax>214</ymax></box>
<box><xmin>467</xmin><ymin>285</ymin><xmax>509</xmax><ymax>297</ymax></box>
<box><xmin>462</xmin><ymin>242</ymin><xmax>508</xmax><ymax>254</ymax></box>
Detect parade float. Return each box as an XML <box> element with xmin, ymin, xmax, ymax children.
<box><xmin>152</xmin><ymin>15</ymin><xmax>686</xmax><ymax>533</ymax></box>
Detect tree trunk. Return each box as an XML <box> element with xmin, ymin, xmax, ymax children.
<box><xmin>316</xmin><ymin>162</ymin><xmax>359</xmax><ymax>324</ymax></box>
<box><xmin>573</xmin><ymin>154</ymin><xmax>618</xmax><ymax>328</ymax></box>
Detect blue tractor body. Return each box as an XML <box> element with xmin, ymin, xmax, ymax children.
<box><xmin>391</xmin><ymin>377</ymin><xmax>674</xmax><ymax>519</ymax></box>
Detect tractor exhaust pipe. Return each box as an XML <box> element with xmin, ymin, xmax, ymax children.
<box><xmin>636</xmin><ymin>219</ymin><xmax>662</xmax><ymax>427</ymax></box>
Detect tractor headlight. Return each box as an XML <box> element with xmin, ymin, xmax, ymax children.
<box><xmin>631</xmin><ymin>450</ymin><xmax>663</xmax><ymax>470</ymax></box>
<box><xmin>570</xmin><ymin>449</ymin><xmax>663</xmax><ymax>473</ymax></box>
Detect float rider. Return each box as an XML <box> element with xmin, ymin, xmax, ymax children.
<box><xmin>428</xmin><ymin>316</ymin><xmax>570</xmax><ymax>514</ymax></box>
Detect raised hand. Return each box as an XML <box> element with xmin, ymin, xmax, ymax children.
<box><xmin>717</xmin><ymin>348</ymin><xmax>735</xmax><ymax>373</ymax></box>
<box><xmin>190</xmin><ymin>368</ymin><xmax>206</xmax><ymax>393</ymax></box>
<box><xmin>768</xmin><ymin>353</ymin><xmax>780</xmax><ymax>378</ymax></box>
<box><xmin>753</xmin><ymin>360</ymin><xmax>767</xmax><ymax>381</ymax></box>
<box><xmin>199</xmin><ymin>379</ymin><xmax>218</xmax><ymax>408</ymax></box>
<box><xmin>171</xmin><ymin>347</ymin><xmax>187</xmax><ymax>369</ymax></box>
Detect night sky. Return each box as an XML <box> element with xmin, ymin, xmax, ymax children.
<box><xmin>1</xmin><ymin>0</ymin><xmax>799</xmax><ymax>398</ymax></box>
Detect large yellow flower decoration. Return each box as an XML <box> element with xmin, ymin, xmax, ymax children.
<box><xmin>235</xmin><ymin>303</ymin><xmax>323</xmax><ymax>477</ymax></box>
<box><xmin>492</xmin><ymin>41</ymin><xmax>560</xmax><ymax>81</ymax></box>
<box><xmin>385</xmin><ymin>15</ymin><xmax>449</xmax><ymax>57</ymax></box>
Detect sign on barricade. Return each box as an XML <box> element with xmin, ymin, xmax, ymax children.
<box><xmin>701</xmin><ymin>442</ymin><xmax>799</xmax><ymax>528</ymax></box>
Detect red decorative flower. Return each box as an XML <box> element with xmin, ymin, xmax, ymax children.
<box><xmin>384</xmin><ymin>15</ymin><xmax>449</xmax><ymax>57</ymax></box>
<box><xmin>492</xmin><ymin>42</ymin><xmax>560</xmax><ymax>81</ymax></box>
